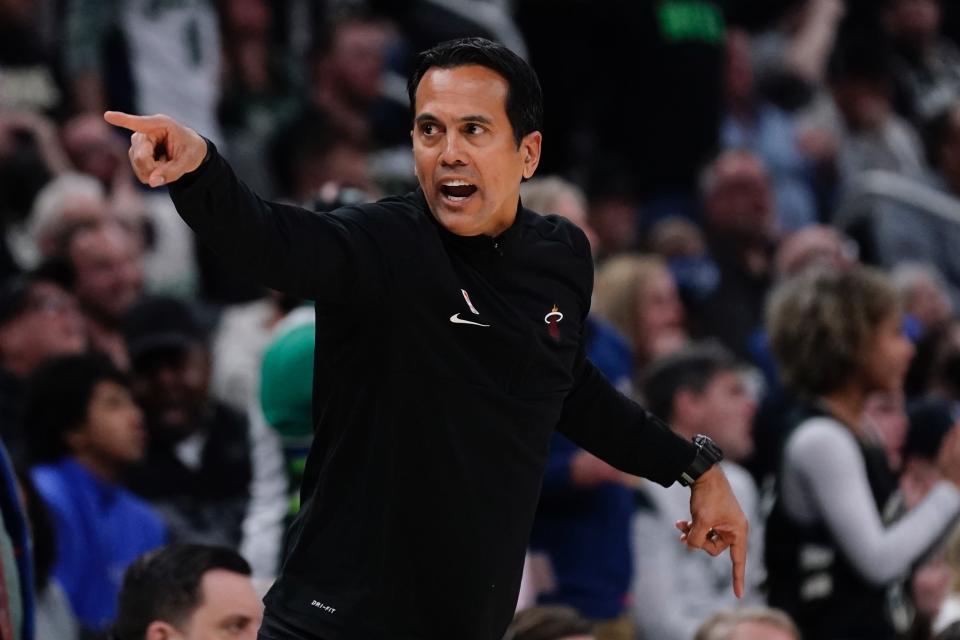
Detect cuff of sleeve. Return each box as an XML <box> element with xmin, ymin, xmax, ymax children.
<box><xmin>930</xmin><ymin>480</ymin><xmax>960</xmax><ymax>513</ymax></box>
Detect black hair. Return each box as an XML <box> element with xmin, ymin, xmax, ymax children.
<box><xmin>407</xmin><ymin>37</ymin><xmax>543</xmax><ymax>147</ymax></box>
<box><xmin>22</xmin><ymin>353</ymin><xmax>129</xmax><ymax>464</ymax></box>
<box><xmin>642</xmin><ymin>341</ymin><xmax>740</xmax><ymax>423</ymax></box>
<box><xmin>827</xmin><ymin>32</ymin><xmax>896</xmax><ymax>86</ymax></box>
<box><xmin>0</xmin><ymin>258</ymin><xmax>76</xmax><ymax>328</ymax></box>
<box><xmin>311</xmin><ymin>4</ymin><xmax>385</xmax><ymax>60</ymax></box>
<box><xmin>112</xmin><ymin>544</ymin><xmax>252</xmax><ymax>640</ymax></box>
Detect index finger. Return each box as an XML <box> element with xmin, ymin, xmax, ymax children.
<box><xmin>103</xmin><ymin>111</ymin><xmax>167</xmax><ymax>133</ymax></box>
<box><xmin>730</xmin><ymin>537</ymin><xmax>747</xmax><ymax>598</ymax></box>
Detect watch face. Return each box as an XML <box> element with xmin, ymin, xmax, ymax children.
<box><xmin>694</xmin><ymin>435</ymin><xmax>724</xmax><ymax>463</ymax></box>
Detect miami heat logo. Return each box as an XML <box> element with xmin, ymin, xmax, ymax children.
<box><xmin>544</xmin><ymin>304</ymin><xmax>564</xmax><ymax>341</ymax></box>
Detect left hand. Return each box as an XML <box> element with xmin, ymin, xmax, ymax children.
<box><xmin>675</xmin><ymin>465</ymin><xmax>749</xmax><ymax>598</ymax></box>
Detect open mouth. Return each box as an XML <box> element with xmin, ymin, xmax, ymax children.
<box><xmin>439</xmin><ymin>180</ymin><xmax>478</xmax><ymax>203</ymax></box>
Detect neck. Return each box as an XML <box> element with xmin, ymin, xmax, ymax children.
<box><xmin>728</xmin><ymin>95</ymin><xmax>755</xmax><ymax>121</ymax></box>
<box><xmin>820</xmin><ymin>385</ymin><xmax>867</xmax><ymax>435</ymax></box>
<box><xmin>72</xmin><ymin>453</ymin><xmax>119</xmax><ymax>483</ymax></box>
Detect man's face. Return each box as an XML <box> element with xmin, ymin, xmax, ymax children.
<box><xmin>69</xmin><ymin>224</ymin><xmax>144</xmax><ymax>322</ymax></box>
<box><xmin>68</xmin><ymin>380</ymin><xmax>146</xmax><ymax>469</ymax></box>
<box><xmin>132</xmin><ymin>345</ymin><xmax>210</xmax><ymax>439</ymax></box>
<box><xmin>413</xmin><ymin>65</ymin><xmax>541</xmax><ymax>237</ymax></box>
<box><xmin>0</xmin><ymin>281</ymin><xmax>86</xmax><ymax>375</ymax></box>
<box><xmin>172</xmin><ymin>569</ymin><xmax>263</xmax><ymax>640</ymax></box>
<box><xmin>691</xmin><ymin>370</ymin><xmax>757</xmax><ymax>463</ymax></box>
<box><xmin>325</xmin><ymin>21</ymin><xmax>390</xmax><ymax>104</ymax></box>
<box><xmin>704</xmin><ymin>154</ymin><xmax>775</xmax><ymax>243</ymax></box>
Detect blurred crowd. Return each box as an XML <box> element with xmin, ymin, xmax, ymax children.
<box><xmin>4</xmin><ymin>0</ymin><xmax>960</xmax><ymax>639</ymax></box>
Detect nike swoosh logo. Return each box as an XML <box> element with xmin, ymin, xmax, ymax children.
<box><xmin>449</xmin><ymin>313</ymin><xmax>490</xmax><ymax>327</ymax></box>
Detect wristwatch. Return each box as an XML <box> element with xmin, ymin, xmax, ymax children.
<box><xmin>678</xmin><ymin>434</ymin><xmax>724</xmax><ymax>487</ymax></box>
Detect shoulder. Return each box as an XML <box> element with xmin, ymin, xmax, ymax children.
<box><xmin>31</xmin><ymin>463</ymin><xmax>72</xmax><ymax>503</ymax></box>
<box><xmin>784</xmin><ymin>416</ymin><xmax>862</xmax><ymax>468</ymax></box>
<box><xmin>522</xmin><ymin>210</ymin><xmax>592</xmax><ymax>262</ymax></box>
<box><xmin>116</xmin><ymin>489</ymin><xmax>167</xmax><ymax>540</ymax></box>
<box><xmin>336</xmin><ymin>190</ymin><xmax>428</xmax><ymax>227</ymax></box>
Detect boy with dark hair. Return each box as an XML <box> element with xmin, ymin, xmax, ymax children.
<box><xmin>26</xmin><ymin>354</ymin><xmax>166</xmax><ymax>633</ymax></box>
<box><xmin>633</xmin><ymin>342</ymin><xmax>763</xmax><ymax>640</ymax></box>
<box><xmin>112</xmin><ymin>544</ymin><xmax>262</xmax><ymax>640</ymax></box>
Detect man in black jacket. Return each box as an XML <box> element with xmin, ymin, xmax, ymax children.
<box><xmin>105</xmin><ymin>38</ymin><xmax>747</xmax><ymax>640</ymax></box>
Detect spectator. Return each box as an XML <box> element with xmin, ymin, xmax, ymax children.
<box><xmin>308</xmin><ymin>7</ymin><xmax>394</xmax><ymax>148</ymax></box>
<box><xmin>0</xmin><ymin>0</ymin><xmax>64</xmax><ymax>114</ymax></box>
<box><xmin>904</xmin><ymin>317</ymin><xmax>960</xmax><ymax>401</ymax></box>
<box><xmin>809</xmin><ymin>34</ymin><xmax>927</xmax><ymax>188</ymax></box>
<box><xmin>217</xmin><ymin>0</ymin><xmax>302</xmax><ymax>196</ymax></box>
<box><xmin>689</xmin><ymin>150</ymin><xmax>778</xmax><ymax>360</ymax></box>
<box><xmin>884</xmin><ymin>0</ymin><xmax>960</xmax><ymax>124</ymax></box>
<box><xmin>210</xmin><ymin>290</ymin><xmax>301</xmax><ymax>415</ymax></box>
<box><xmin>832</xmin><ymin>98</ymin><xmax>960</xmax><ymax>300</ymax></box>
<box><xmin>722</xmin><ymin>27</ymin><xmax>820</xmax><ymax>231</ymax></box>
<box><xmin>773</xmin><ymin>224</ymin><xmax>858</xmax><ymax>280</ymax></box>
<box><xmin>112</xmin><ymin>544</ymin><xmax>262</xmax><ymax>640</ymax></box>
<box><xmin>64</xmin><ymin>221</ymin><xmax>144</xmax><ymax>369</ymax></box>
<box><xmin>765</xmin><ymin>266</ymin><xmax>960</xmax><ymax>639</ymax></box>
<box><xmin>522</xmin><ymin>177</ymin><xmax>636</xmax><ymax>638</ymax></box>
<box><xmin>899</xmin><ymin>400</ymin><xmax>960</xmax><ymax>636</ymax></box>
<box><xmin>64</xmin><ymin>0</ymin><xmax>223</xmax><ymax>144</ymax></box>
<box><xmin>503</xmin><ymin>606</ymin><xmax>594</xmax><ymax>640</ymax></box>
<box><xmin>0</xmin><ymin>110</ymin><xmax>71</xmax><ymax>278</ymax></box>
<box><xmin>633</xmin><ymin>341</ymin><xmax>764</xmax><ymax>640</ymax></box>
<box><xmin>258</xmin><ymin>306</ymin><xmax>315</xmax><ymax>517</ymax></box>
<box><xmin>13</xmin><ymin>172</ymin><xmax>107</xmax><ymax>269</ymax></box>
<box><xmin>593</xmin><ymin>254</ymin><xmax>688</xmax><ymax>377</ymax></box>
<box><xmin>25</xmin><ymin>354</ymin><xmax>166</xmax><ymax>633</ymax></box>
<box><xmin>693</xmin><ymin>607</ymin><xmax>801</xmax><ymax>640</ymax></box>
<box><xmin>751</xmin><ymin>0</ymin><xmax>846</xmax><ymax>109</ymax></box>
<box><xmin>124</xmin><ymin>296</ymin><xmax>286</xmax><ymax>577</ymax></box>
<box><xmin>0</xmin><ymin>260</ymin><xmax>85</xmax><ymax>461</ymax></box>
<box><xmin>902</xmin><ymin>399</ymin><xmax>958</xmax><ymax>508</ymax></box>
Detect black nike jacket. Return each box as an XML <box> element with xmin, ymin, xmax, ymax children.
<box><xmin>168</xmin><ymin>143</ymin><xmax>697</xmax><ymax>640</ymax></box>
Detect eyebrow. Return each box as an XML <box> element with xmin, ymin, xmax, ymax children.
<box><xmin>415</xmin><ymin>113</ymin><xmax>494</xmax><ymax>125</ymax></box>
<box><xmin>220</xmin><ymin>615</ymin><xmax>254</xmax><ymax>629</ymax></box>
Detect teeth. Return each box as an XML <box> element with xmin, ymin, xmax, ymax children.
<box><xmin>441</xmin><ymin>180</ymin><xmax>473</xmax><ymax>187</ymax></box>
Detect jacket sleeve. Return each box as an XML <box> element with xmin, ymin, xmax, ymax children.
<box><xmin>555</xmin><ymin>351</ymin><xmax>697</xmax><ymax>487</ymax></box>
<box><xmin>167</xmin><ymin>140</ymin><xmax>387</xmax><ymax>307</ymax></box>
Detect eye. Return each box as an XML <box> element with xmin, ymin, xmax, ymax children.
<box><xmin>420</xmin><ymin>122</ymin><xmax>438</xmax><ymax>135</ymax></box>
<box><xmin>464</xmin><ymin>123</ymin><xmax>485</xmax><ymax>135</ymax></box>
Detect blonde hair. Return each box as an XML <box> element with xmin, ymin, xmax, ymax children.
<box><xmin>694</xmin><ymin>607</ymin><xmax>800</xmax><ymax>640</ymax></box>
<box><xmin>520</xmin><ymin>176</ymin><xmax>586</xmax><ymax>216</ymax></box>
<box><xmin>766</xmin><ymin>266</ymin><xmax>899</xmax><ymax>397</ymax></box>
<box><xmin>593</xmin><ymin>253</ymin><xmax>668</xmax><ymax>352</ymax></box>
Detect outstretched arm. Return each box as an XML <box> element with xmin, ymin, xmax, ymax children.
<box><xmin>556</xmin><ymin>354</ymin><xmax>748</xmax><ymax>597</ymax></box>
<box><xmin>104</xmin><ymin>112</ymin><xmax>386</xmax><ymax>305</ymax></box>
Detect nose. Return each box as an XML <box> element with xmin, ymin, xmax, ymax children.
<box><xmin>439</xmin><ymin>131</ymin><xmax>467</xmax><ymax>167</ymax></box>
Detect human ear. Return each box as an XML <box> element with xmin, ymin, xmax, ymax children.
<box><xmin>145</xmin><ymin>620</ymin><xmax>180</xmax><ymax>640</ymax></box>
<box><xmin>520</xmin><ymin>131</ymin><xmax>542</xmax><ymax>180</ymax></box>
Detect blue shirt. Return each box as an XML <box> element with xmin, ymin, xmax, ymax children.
<box><xmin>31</xmin><ymin>459</ymin><xmax>166</xmax><ymax>630</ymax></box>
